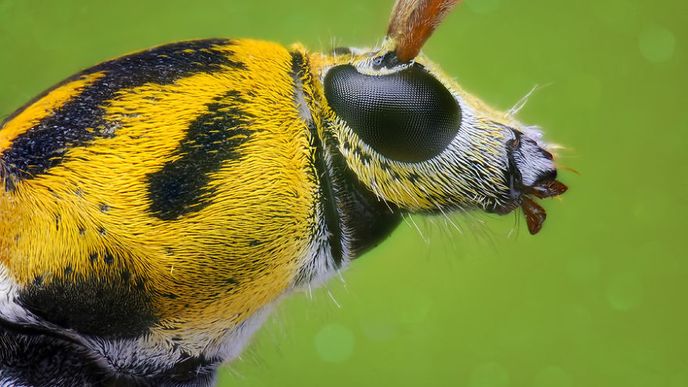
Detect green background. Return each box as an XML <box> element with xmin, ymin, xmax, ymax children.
<box><xmin>0</xmin><ymin>0</ymin><xmax>686</xmax><ymax>386</ymax></box>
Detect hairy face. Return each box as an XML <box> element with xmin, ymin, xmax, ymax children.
<box><xmin>321</xmin><ymin>44</ymin><xmax>565</xmax><ymax>232</ymax></box>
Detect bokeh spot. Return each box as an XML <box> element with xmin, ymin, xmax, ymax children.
<box><xmin>638</xmin><ymin>25</ymin><xmax>676</xmax><ymax>63</ymax></box>
<box><xmin>314</xmin><ymin>323</ymin><xmax>355</xmax><ymax>363</ymax></box>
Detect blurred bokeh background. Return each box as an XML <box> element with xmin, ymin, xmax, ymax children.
<box><xmin>0</xmin><ymin>0</ymin><xmax>686</xmax><ymax>386</ymax></box>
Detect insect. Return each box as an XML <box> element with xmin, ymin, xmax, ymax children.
<box><xmin>0</xmin><ymin>0</ymin><xmax>567</xmax><ymax>385</ymax></box>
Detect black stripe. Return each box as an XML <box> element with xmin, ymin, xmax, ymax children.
<box><xmin>0</xmin><ymin>321</ymin><xmax>221</xmax><ymax>384</ymax></box>
<box><xmin>146</xmin><ymin>90</ymin><xmax>253</xmax><ymax>220</ymax></box>
<box><xmin>0</xmin><ymin>315</ymin><xmax>85</xmax><ymax>350</ymax></box>
<box><xmin>290</xmin><ymin>52</ymin><xmax>344</xmax><ymax>267</ymax></box>
<box><xmin>1</xmin><ymin>39</ymin><xmax>243</xmax><ymax>191</ymax></box>
<box><xmin>0</xmin><ymin>324</ymin><xmax>110</xmax><ymax>386</ymax></box>
<box><xmin>17</xmin><ymin>265</ymin><xmax>157</xmax><ymax>339</ymax></box>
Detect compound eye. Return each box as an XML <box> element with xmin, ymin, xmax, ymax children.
<box><xmin>324</xmin><ymin>64</ymin><xmax>461</xmax><ymax>162</ymax></box>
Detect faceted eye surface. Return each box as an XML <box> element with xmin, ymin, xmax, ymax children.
<box><xmin>324</xmin><ymin>64</ymin><xmax>461</xmax><ymax>162</ymax></box>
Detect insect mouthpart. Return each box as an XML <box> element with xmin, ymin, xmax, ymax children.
<box><xmin>503</xmin><ymin>131</ymin><xmax>568</xmax><ymax>235</ymax></box>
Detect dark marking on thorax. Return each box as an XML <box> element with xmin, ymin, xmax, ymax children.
<box><xmin>146</xmin><ymin>90</ymin><xmax>253</xmax><ymax>220</ymax></box>
<box><xmin>0</xmin><ymin>39</ymin><xmax>243</xmax><ymax>190</ymax></box>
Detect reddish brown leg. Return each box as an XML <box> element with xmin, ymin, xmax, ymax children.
<box><xmin>522</xmin><ymin>197</ymin><xmax>547</xmax><ymax>235</ymax></box>
<box><xmin>527</xmin><ymin>180</ymin><xmax>568</xmax><ymax>199</ymax></box>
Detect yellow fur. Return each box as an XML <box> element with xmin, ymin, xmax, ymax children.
<box><xmin>0</xmin><ymin>40</ymin><xmax>318</xmax><ymax>336</ymax></box>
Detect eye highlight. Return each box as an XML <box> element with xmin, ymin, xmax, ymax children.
<box><xmin>324</xmin><ymin>64</ymin><xmax>461</xmax><ymax>162</ymax></box>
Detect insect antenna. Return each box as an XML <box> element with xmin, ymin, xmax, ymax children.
<box><xmin>387</xmin><ymin>0</ymin><xmax>460</xmax><ymax>62</ymax></box>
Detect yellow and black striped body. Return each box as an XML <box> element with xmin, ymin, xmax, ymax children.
<box><xmin>0</xmin><ymin>13</ymin><xmax>568</xmax><ymax>384</ymax></box>
<box><xmin>0</xmin><ymin>39</ymin><xmax>399</xmax><ymax>385</ymax></box>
